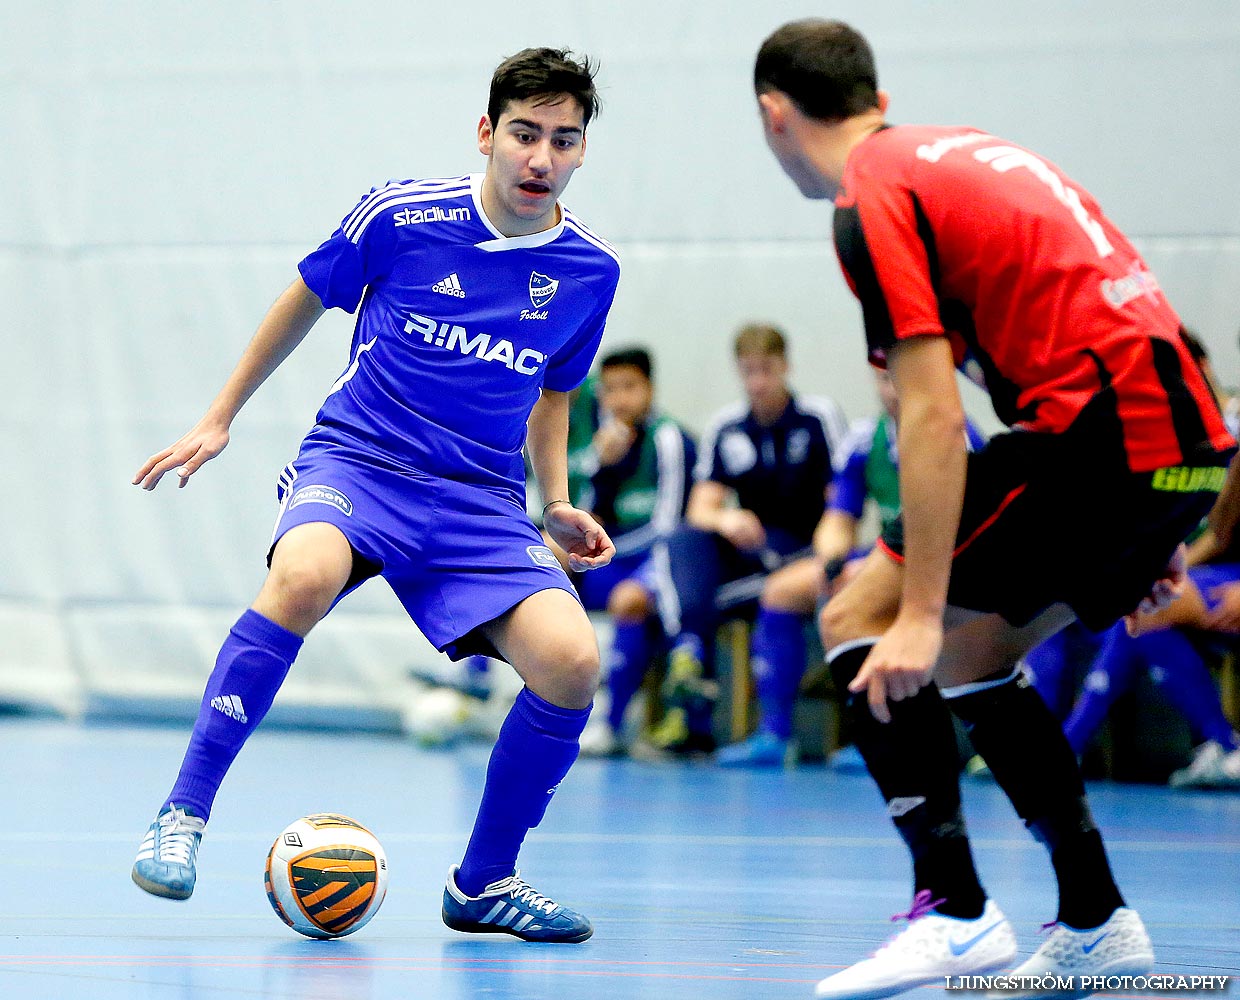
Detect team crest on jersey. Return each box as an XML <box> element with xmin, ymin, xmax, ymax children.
<box><xmin>529</xmin><ymin>271</ymin><xmax>559</xmax><ymax>308</ymax></box>
<box><xmin>719</xmin><ymin>430</ymin><xmax>758</xmax><ymax>476</ymax></box>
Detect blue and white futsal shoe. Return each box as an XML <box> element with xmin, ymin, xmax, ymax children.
<box><xmin>995</xmin><ymin>908</ymin><xmax>1154</xmax><ymax>999</ymax></box>
<box><xmin>131</xmin><ymin>804</ymin><xmax>206</xmax><ymax>900</ymax></box>
<box><xmin>716</xmin><ymin>730</ymin><xmax>795</xmax><ymax>768</ymax></box>
<box><xmin>442</xmin><ymin>865</ymin><xmax>593</xmax><ymax>942</ymax></box>
<box><xmin>814</xmin><ymin>892</ymin><xmax>1016</xmax><ymax>1000</ymax></box>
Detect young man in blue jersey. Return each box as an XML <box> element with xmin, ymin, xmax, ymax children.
<box><xmin>129</xmin><ymin>47</ymin><xmax>621</xmax><ymax>943</ymax></box>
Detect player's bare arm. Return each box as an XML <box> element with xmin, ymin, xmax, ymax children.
<box><xmin>528</xmin><ymin>388</ymin><xmax>615</xmax><ymax>571</ymax></box>
<box><xmin>133</xmin><ymin>278</ymin><xmax>326</xmax><ymax>491</ymax></box>
<box><xmin>849</xmin><ymin>336</ymin><xmax>966</xmax><ymax>722</ymax></box>
<box><xmin>686</xmin><ymin>479</ymin><xmax>766</xmax><ymax>550</ymax></box>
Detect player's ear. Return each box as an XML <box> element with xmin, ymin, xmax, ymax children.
<box><xmin>876</xmin><ymin>90</ymin><xmax>891</xmax><ymax>115</ymax></box>
<box><xmin>477</xmin><ymin>114</ymin><xmax>494</xmax><ymax>156</ymax></box>
<box><xmin>757</xmin><ymin>91</ymin><xmax>786</xmax><ymax>133</ymax></box>
<box><xmin>575</xmin><ymin>132</ymin><xmax>587</xmax><ymax>168</ymax></box>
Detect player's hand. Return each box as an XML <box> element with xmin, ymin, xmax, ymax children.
<box><xmin>133</xmin><ymin>417</ymin><xmax>230</xmax><ymax>490</ymax></box>
<box><xmin>1124</xmin><ymin>543</ymin><xmax>1187</xmax><ymax>635</ymax></box>
<box><xmin>544</xmin><ymin>504</ymin><xmax>616</xmax><ymax>572</ymax></box>
<box><xmin>1204</xmin><ymin>582</ymin><xmax>1240</xmax><ymax>633</ymax></box>
<box><xmin>592</xmin><ymin>421</ymin><xmax>636</xmax><ymax>467</ymax></box>
<box><xmin>848</xmin><ymin>613</ymin><xmax>943</xmax><ymax>723</ymax></box>
<box><xmin>718</xmin><ymin>509</ymin><xmax>766</xmax><ymax>552</ymax></box>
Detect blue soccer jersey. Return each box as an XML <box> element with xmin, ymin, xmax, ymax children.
<box><xmin>297</xmin><ymin>174</ymin><xmax>621</xmax><ymax>500</ymax></box>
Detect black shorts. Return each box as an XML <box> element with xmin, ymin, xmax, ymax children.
<box><xmin>879</xmin><ymin>418</ymin><xmax>1232</xmax><ymax>631</ymax></box>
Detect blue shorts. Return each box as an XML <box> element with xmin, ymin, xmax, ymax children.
<box><xmin>270</xmin><ymin>449</ymin><xmax>578</xmax><ymax>660</ymax></box>
<box><xmin>572</xmin><ymin>549</ymin><xmax>657</xmax><ymax>612</ymax></box>
<box><xmin>1190</xmin><ymin>563</ymin><xmax>1240</xmax><ymax>612</ymax></box>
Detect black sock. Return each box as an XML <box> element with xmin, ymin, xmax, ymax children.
<box><xmin>828</xmin><ymin>644</ymin><xmax>986</xmax><ymax>919</ymax></box>
<box><xmin>946</xmin><ymin>670</ymin><xmax>1125</xmax><ymax>928</ymax></box>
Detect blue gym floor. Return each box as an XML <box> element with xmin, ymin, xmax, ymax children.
<box><xmin>3</xmin><ymin>717</ymin><xmax>1237</xmax><ymax>1000</ymax></box>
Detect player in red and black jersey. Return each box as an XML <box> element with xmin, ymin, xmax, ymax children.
<box><xmin>754</xmin><ymin>18</ymin><xmax>1235</xmax><ymax>1000</ymax></box>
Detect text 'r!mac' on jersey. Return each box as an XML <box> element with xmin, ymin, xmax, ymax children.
<box><xmin>296</xmin><ymin>173</ymin><xmax>621</xmax><ymax>499</ymax></box>
<box><xmin>832</xmin><ymin>125</ymin><xmax>1233</xmax><ymax>473</ymax></box>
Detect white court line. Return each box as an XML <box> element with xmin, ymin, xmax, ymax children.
<box><xmin>9</xmin><ymin>832</ymin><xmax>1240</xmax><ymax>853</ymax></box>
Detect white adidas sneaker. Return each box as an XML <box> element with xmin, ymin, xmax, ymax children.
<box><xmin>996</xmin><ymin>907</ymin><xmax>1154</xmax><ymax>999</ymax></box>
<box><xmin>814</xmin><ymin>894</ymin><xmax>1017</xmax><ymax>1000</ymax></box>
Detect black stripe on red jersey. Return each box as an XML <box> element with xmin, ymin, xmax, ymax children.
<box><xmin>1149</xmin><ymin>335</ymin><xmax>1217</xmax><ymax>464</ymax></box>
<box><xmin>833</xmin><ymin>202</ymin><xmax>897</xmax><ymax>356</ymax></box>
<box><xmin>910</xmin><ymin>192</ymin><xmax>1035</xmax><ymax>427</ymax></box>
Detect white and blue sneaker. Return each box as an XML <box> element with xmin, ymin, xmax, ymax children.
<box><xmin>131</xmin><ymin>804</ymin><xmax>206</xmax><ymax>901</ymax></box>
<box><xmin>815</xmin><ymin>893</ymin><xmax>1016</xmax><ymax>1000</ymax></box>
<box><xmin>442</xmin><ymin>866</ymin><xmax>593</xmax><ymax>943</ymax></box>
<box><xmin>995</xmin><ymin>907</ymin><xmax>1154</xmax><ymax>999</ymax></box>
<box><xmin>716</xmin><ymin>730</ymin><xmax>795</xmax><ymax>769</ymax></box>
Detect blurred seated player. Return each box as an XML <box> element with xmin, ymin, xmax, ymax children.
<box><xmin>1049</xmin><ymin>452</ymin><xmax>1240</xmax><ymax>789</ymax></box>
<box><xmin>572</xmin><ymin>347</ymin><xmax>695</xmax><ymax>755</ymax></box>
<box><xmin>651</xmin><ymin>322</ymin><xmax>846</xmax><ymax>753</ymax></box>
<box><xmin>718</xmin><ymin>366</ymin><xmax>985</xmax><ymax>767</ymax></box>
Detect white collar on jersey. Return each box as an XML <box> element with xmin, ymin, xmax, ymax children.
<box><xmin>470</xmin><ymin>173</ymin><xmax>566</xmax><ymax>252</ymax></box>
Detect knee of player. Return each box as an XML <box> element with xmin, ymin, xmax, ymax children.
<box><xmin>267</xmin><ymin>561</ymin><xmax>345</xmax><ymax>617</ymax></box>
<box><xmin>606</xmin><ymin>583</ymin><xmax>652</xmax><ymax>622</ymax></box>
<box><xmin>818</xmin><ymin>595</ymin><xmax>858</xmax><ymax>650</ymax></box>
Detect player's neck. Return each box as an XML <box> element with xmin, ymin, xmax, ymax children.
<box><xmin>813</xmin><ymin>110</ymin><xmax>886</xmax><ymax>192</ymax></box>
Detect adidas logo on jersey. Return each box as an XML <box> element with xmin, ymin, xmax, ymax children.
<box><xmin>211</xmin><ymin>695</ymin><xmax>249</xmax><ymax>724</ymax></box>
<box><xmin>432</xmin><ymin>273</ymin><xmax>466</xmax><ymax>298</ymax></box>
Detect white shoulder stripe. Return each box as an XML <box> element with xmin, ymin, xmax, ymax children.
<box><xmin>694</xmin><ymin>401</ymin><xmax>748</xmax><ymax>480</ymax></box>
<box><xmin>562</xmin><ymin>209</ymin><xmax>617</xmax><ymax>252</ymax></box>
<box><xmin>563</xmin><ymin>219</ymin><xmax>621</xmax><ymax>265</ymax></box>
<box><xmin>347</xmin><ymin>186</ymin><xmax>472</xmax><ymax>244</ymax></box>
<box><xmin>342</xmin><ymin>176</ymin><xmax>465</xmax><ymax>233</ymax></box>
<box><xmin>342</xmin><ymin>177</ymin><xmax>469</xmax><ymax>240</ymax></box>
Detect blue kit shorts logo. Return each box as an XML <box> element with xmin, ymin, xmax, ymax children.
<box><xmin>288</xmin><ymin>484</ymin><xmax>353</xmax><ymax>516</ymax></box>
<box><xmin>526</xmin><ymin>545</ymin><xmax>561</xmax><ymax>569</ymax></box>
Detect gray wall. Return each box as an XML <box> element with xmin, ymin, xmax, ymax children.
<box><xmin>3</xmin><ymin>1</ymin><xmax>1239</xmax><ymax>708</ymax></box>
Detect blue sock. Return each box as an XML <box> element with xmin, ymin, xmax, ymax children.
<box><xmin>456</xmin><ymin>687</ymin><xmax>590</xmax><ymax>896</ymax></box>
<box><xmin>750</xmin><ymin>607</ymin><xmax>806</xmax><ymax>740</ymax></box>
<box><xmin>606</xmin><ymin>621</ymin><xmax>652</xmax><ymax>732</ymax></box>
<box><xmin>1024</xmin><ymin>629</ymin><xmax>1076</xmax><ymax>720</ymax></box>
<box><xmin>1062</xmin><ymin>622</ymin><xmax>1140</xmax><ymax>756</ymax></box>
<box><xmin>164</xmin><ymin>609</ymin><xmax>302</xmax><ymax>821</ymax></box>
<box><xmin>1140</xmin><ymin>631</ymin><xmax>1238</xmax><ymax>748</ymax></box>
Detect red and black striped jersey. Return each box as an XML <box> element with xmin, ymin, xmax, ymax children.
<box><xmin>833</xmin><ymin>124</ymin><xmax>1233</xmax><ymax>472</ymax></box>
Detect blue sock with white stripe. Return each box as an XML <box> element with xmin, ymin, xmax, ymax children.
<box><xmin>456</xmin><ymin>687</ymin><xmax>590</xmax><ymax>897</ymax></box>
<box><xmin>751</xmin><ymin>607</ymin><xmax>807</xmax><ymax>740</ymax></box>
<box><xmin>606</xmin><ymin>621</ymin><xmax>653</xmax><ymax>731</ymax></box>
<box><xmin>1142</xmin><ymin>630</ymin><xmax>1238</xmax><ymax>748</ymax></box>
<box><xmin>164</xmin><ymin>609</ymin><xmax>301</xmax><ymax>821</ymax></box>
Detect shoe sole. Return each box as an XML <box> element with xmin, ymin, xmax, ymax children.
<box><xmin>815</xmin><ymin>948</ymin><xmax>1015</xmax><ymax>1000</ymax></box>
<box><xmin>131</xmin><ymin>867</ymin><xmax>193</xmax><ymax>901</ymax></box>
<box><xmin>442</xmin><ymin>913</ymin><xmax>593</xmax><ymax>943</ymax></box>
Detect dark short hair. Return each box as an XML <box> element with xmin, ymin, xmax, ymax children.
<box><xmin>754</xmin><ymin>19</ymin><xmax>879</xmax><ymax>122</ymax></box>
<box><xmin>734</xmin><ymin>323</ymin><xmax>787</xmax><ymax>360</ymax></box>
<box><xmin>600</xmin><ymin>347</ymin><xmax>653</xmax><ymax>380</ymax></box>
<box><xmin>488</xmin><ymin>47</ymin><xmax>600</xmax><ymax>130</ymax></box>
